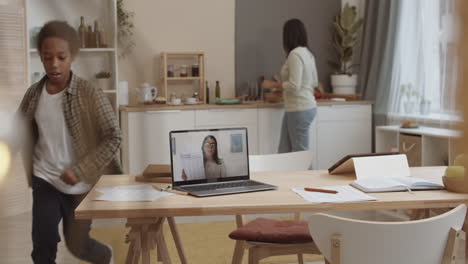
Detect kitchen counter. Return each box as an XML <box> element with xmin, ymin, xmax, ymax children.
<box><xmin>119</xmin><ymin>100</ymin><xmax>374</xmax><ymax>112</ymax></box>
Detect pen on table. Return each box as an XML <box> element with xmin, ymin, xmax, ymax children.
<box><xmin>304</xmin><ymin>187</ymin><xmax>338</xmax><ymax>194</ymax></box>
<box><xmin>159</xmin><ymin>185</ymin><xmax>190</xmax><ymax>196</ymax></box>
<box><xmin>165</xmin><ymin>189</ymin><xmax>189</xmax><ymax>196</ymax></box>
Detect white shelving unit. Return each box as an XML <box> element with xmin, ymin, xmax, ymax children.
<box><xmin>375</xmin><ymin>125</ymin><xmax>463</xmax><ymax>166</ymax></box>
<box><xmin>25</xmin><ymin>0</ymin><xmax>119</xmax><ymax>111</ymax></box>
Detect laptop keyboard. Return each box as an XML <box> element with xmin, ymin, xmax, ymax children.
<box><xmin>181</xmin><ymin>181</ymin><xmax>260</xmax><ymax>192</ymax></box>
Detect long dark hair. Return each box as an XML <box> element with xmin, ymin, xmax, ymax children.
<box><xmin>201</xmin><ymin>135</ymin><xmax>222</xmax><ymax>165</ymax></box>
<box><xmin>282</xmin><ymin>18</ymin><xmax>309</xmax><ymax>55</ymax></box>
<box><xmin>37</xmin><ymin>20</ymin><xmax>80</xmax><ymax>56</ymax></box>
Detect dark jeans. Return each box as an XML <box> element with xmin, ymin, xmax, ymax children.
<box><xmin>31</xmin><ymin>176</ymin><xmax>111</xmax><ymax>264</ymax></box>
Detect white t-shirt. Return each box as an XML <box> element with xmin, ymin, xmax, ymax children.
<box><xmin>281</xmin><ymin>46</ymin><xmax>318</xmax><ymax>112</ymax></box>
<box><xmin>33</xmin><ymin>86</ymin><xmax>91</xmax><ymax>194</ymax></box>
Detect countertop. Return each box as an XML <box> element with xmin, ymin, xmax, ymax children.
<box><xmin>119</xmin><ymin>100</ymin><xmax>374</xmax><ymax>112</ymax></box>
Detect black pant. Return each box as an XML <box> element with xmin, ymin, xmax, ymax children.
<box><xmin>31</xmin><ymin>176</ymin><xmax>111</xmax><ymax>264</ymax></box>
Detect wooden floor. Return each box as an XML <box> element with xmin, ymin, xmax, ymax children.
<box><xmin>0</xmin><ymin>211</ymin><xmax>80</xmax><ymax>264</ymax></box>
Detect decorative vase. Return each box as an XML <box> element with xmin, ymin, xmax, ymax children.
<box><xmin>96</xmin><ymin>78</ymin><xmax>112</xmax><ymax>90</ymax></box>
<box><xmin>419</xmin><ymin>101</ymin><xmax>431</xmax><ymax>115</ymax></box>
<box><xmin>331</xmin><ymin>74</ymin><xmax>357</xmax><ymax>95</ymax></box>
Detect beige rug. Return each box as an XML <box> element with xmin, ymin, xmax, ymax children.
<box><xmin>80</xmin><ymin>220</ymin><xmax>323</xmax><ymax>264</ymax></box>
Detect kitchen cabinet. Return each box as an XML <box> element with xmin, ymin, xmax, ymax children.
<box><xmin>121</xmin><ymin>110</ymin><xmax>195</xmax><ymax>174</ymax></box>
<box><xmin>120</xmin><ymin>102</ymin><xmax>373</xmax><ymax>174</ymax></box>
<box><xmin>258</xmin><ymin>108</ymin><xmax>284</xmax><ymax>154</ymax></box>
<box><xmin>315</xmin><ymin>104</ymin><xmax>372</xmax><ymax>169</ymax></box>
<box><xmin>195</xmin><ymin>108</ymin><xmax>259</xmax><ymax>154</ymax></box>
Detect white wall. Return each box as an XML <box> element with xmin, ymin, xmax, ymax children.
<box><xmin>119</xmin><ymin>0</ymin><xmax>235</xmax><ymax>103</ymax></box>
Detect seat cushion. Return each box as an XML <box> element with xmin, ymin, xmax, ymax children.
<box><xmin>228</xmin><ymin>217</ymin><xmax>313</xmax><ymax>244</ymax></box>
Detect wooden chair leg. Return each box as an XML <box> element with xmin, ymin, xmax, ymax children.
<box><xmin>232</xmin><ymin>240</ymin><xmax>246</xmax><ymax>264</ymax></box>
<box><xmin>297</xmin><ymin>253</ymin><xmax>304</xmax><ymax>264</ymax></box>
<box><xmin>330</xmin><ymin>234</ymin><xmax>342</xmax><ymax>264</ymax></box>
<box><xmin>167</xmin><ymin>216</ymin><xmax>188</xmax><ymax>264</ymax></box>
<box><xmin>248</xmin><ymin>247</ymin><xmax>260</xmax><ymax>264</ymax></box>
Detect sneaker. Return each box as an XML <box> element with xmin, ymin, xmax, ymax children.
<box><xmin>105</xmin><ymin>244</ymin><xmax>114</xmax><ymax>264</ymax></box>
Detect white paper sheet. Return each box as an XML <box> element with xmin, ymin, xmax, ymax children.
<box><xmin>292</xmin><ymin>186</ymin><xmax>376</xmax><ymax>203</ymax></box>
<box><xmin>180</xmin><ymin>152</ymin><xmax>205</xmax><ymax>180</ymax></box>
<box><xmin>353</xmin><ymin>154</ymin><xmax>410</xmax><ymax>180</ymax></box>
<box><xmin>94</xmin><ymin>185</ymin><xmax>173</xmax><ymax>202</ymax></box>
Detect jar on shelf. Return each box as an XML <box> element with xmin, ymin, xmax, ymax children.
<box><xmin>167</xmin><ymin>64</ymin><xmax>174</xmax><ymax>77</ymax></box>
<box><xmin>180</xmin><ymin>65</ymin><xmax>188</xmax><ymax>77</ymax></box>
<box><xmin>191</xmin><ymin>64</ymin><xmax>199</xmax><ymax>77</ymax></box>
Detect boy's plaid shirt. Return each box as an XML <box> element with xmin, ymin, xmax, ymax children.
<box><xmin>17</xmin><ymin>73</ymin><xmax>122</xmax><ymax>185</ymax></box>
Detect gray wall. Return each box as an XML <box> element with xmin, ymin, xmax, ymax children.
<box><xmin>235</xmin><ymin>0</ymin><xmax>341</xmax><ymax>95</ymax></box>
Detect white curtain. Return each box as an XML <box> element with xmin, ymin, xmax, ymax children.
<box><xmin>384</xmin><ymin>0</ymin><xmax>460</xmax><ymax>127</ymax></box>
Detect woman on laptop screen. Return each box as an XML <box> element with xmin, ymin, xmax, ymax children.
<box><xmin>180</xmin><ymin>135</ymin><xmax>227</xmax><ymax>180</ymax></box>
<box><xmin>201</xmin><ymin>135</ymin><xmax>227</xmax><ymax>179</ymax></box>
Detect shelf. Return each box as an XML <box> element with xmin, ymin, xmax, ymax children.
<box><xmin>167</xmin><ymin>77</ymin><xmax>201</xmax><ymax>81</ymax></box>
<box><xmin>29</xmin><ymin>48</ymin><xmax>116</xmax><ymax>53</ymax></box>
<box><xmin>164</xmin><ymin>52</ymin><xmax>204</xmax><ymax>56</ymax></box>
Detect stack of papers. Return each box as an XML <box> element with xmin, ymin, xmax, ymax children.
<box><xmin>292</xmin><ymin>186</ymin><xmax>376</xmax><ymax>203</ymax></box>
<box><xmin>94</xmin><ymin>184</ymin><xmax>173</xmax><ymax>202</ymax></box>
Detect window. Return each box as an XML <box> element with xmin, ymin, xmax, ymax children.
<box><xmin>388</xmin><ymin>0</ymin><xmax>459</xmax><ymax>121</ymax></box>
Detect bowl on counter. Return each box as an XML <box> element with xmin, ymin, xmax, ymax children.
<box><xmin>264</xmin><ymin>93</ymin><xmax>282</xmax><ymax>103</ymax></box>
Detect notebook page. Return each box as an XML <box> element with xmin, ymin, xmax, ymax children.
<box><xmin>292</xmin><ymin>186</ymin><xmax>376</xmax><ymax>203</ymax></box>
<box><xmin>394</xmin><ymin>177</ymin><xmax>443</xmax><ymax>188</ymax></box>
<box><xmin>352</xmin><ymin>178</ymin><xmax>407</xmax><ymax>189</ymax></box>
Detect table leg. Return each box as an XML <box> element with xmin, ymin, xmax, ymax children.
<box><xmin>125</xmin><ymin>217</ymin><xmax>172</xmax><ymax>264</ymax></box>
<box><xmin>167</xmin><ymin>216</ymin><xmax>188</xmax><ymax>264</ymax></box>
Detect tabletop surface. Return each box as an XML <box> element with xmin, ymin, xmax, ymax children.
<box><xmin>75</xmin><ymin>167</ymin><xmax>468</xmax><ymax>220</ymax></box>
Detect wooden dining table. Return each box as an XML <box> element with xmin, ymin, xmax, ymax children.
<box><xmin>75</xmin><ymin>166</ymin><xmax>468</xmax><ymax>264</ymax></box>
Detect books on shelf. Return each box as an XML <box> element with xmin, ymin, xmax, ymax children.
<box><xmin>350</xmin><ymin>177</ymin><xmax>444</xmax><ymax>193</ymax></box>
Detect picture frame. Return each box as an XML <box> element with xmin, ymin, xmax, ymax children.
<box><xmin>230</xmin><ymin>134</ymin><xmax>243</xmax><ymax>153</ymax></box>
<box><xmin>171</xmin><ymin>137</ymin><xmax>176</xmax><ymax>155</ymax></box>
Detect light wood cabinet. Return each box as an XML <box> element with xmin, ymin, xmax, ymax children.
<box><xmin>160</xmin><ymin>52</ymin><xmax>205</xmax><ymax>103</ymax></box>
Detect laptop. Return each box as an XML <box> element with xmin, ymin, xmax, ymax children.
<box><xmin>169</xmin><ymin>127</ymin><xmax>277</xmax><ymax>197</ymax></box>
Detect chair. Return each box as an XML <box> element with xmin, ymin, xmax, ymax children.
<box><xmin>308</xmin><ymin>204</ymin><xmax>467</xmax><ymax>264</ymax></box>
<box><xmin>229</xmin><ymin>150</ymin><xmax>319</xmax><ymax>264</ymax></box>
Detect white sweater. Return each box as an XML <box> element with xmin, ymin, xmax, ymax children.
<box><xmin>280</xmin><ymin>47</ymin><xmax>318</xmax><ymax>112</ymax></box>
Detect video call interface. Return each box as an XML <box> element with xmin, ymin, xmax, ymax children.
<box><xmin>171</xmin><ymin>129</ymin><xmax>249</xmax><ymax>183</ymax></box>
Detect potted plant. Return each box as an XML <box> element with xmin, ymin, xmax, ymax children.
<box><xmin>329</xmin><ymin>3</ymin><xmax>364</xmax><ymax>95</ymax></box>
<box><xmin>95</xmin><ymin>71</ymin><xmax>112</xmax><ymax>90</ymax></box>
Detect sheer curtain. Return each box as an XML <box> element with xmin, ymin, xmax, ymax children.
<box><xmin>384</xmin><ymin>0</ymin><xmax>460</xmax><ymax>127</ymax></box>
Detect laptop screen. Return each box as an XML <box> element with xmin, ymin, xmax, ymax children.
<box><xmin>170</xmin><ymin>128</ymin><xmax>250</xmax><ymax>186</ymax></box>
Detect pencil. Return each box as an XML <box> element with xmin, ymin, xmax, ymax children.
<box><xmin>304</xmin><ymin>187</ymin><xmax>338</xmax><ymax>194</ymax></box>
<box><xmin>165</xmin><ymin>189</ymin><xmax>190</xmax><ymax>196</ymax></box>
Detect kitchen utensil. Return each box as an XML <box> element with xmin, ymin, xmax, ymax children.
<box><xmin>136</xmin><ymin>83</ymin><xmax>157</xmax><ymax>104</ymax></box>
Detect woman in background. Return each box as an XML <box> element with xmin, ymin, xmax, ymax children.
<box><xmin>201</xmin><ymin>135</ymin><xmax>227</xmax><ymax>179</ymax></box>
<box><xmin>262</xmin><ymin>18</ymin><xmax>318</xmax><ymax>153</ymax></box>
<box><xmin>17</xmin><ymin>21</ymin><xmax>120</xmax><ymax>263</ymax></box>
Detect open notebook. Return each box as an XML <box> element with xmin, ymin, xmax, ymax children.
<box><xmin>351</xmin><ymin>177</ymin><xmax>444</xmax><ymax>193</ymax></box>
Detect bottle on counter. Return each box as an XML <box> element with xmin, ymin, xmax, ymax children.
<box><xmin>205</xmin><ymin>81</ymin><xmax>210</xmax><ymax>104</ymax></box>
<box><xmin>94</xmin><ymin>20</ymin><xmax>100</xmax><ymax>48</ymax></box>
<box><xmin>87</xmin><ymin>25</ymin><xmax>94</xmax><ymax>48</ymax></box>
<box><xmin>78</xmin><ymin>16</ymin><xmax>86</xmax><ymax>48</ymax></box>
<box><xmin>215</xmin><ymin>80</ymin><xmax>221</xmax><ymax>100</ymax></box>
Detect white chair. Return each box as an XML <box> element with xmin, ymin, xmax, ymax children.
<box><xmin>230</xmin><ymin>150</ymin><xmax>317</xmax><ymax>264</ymax></box>
<box><xmin>308</xmin><ymin>204</ymin><xmax>467</xmax><ymax>264</ymax></box>
<box><xmin>248</xmin><ymin>150</ymin><xmax>313</xmax><ymax>172</ymax></box>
